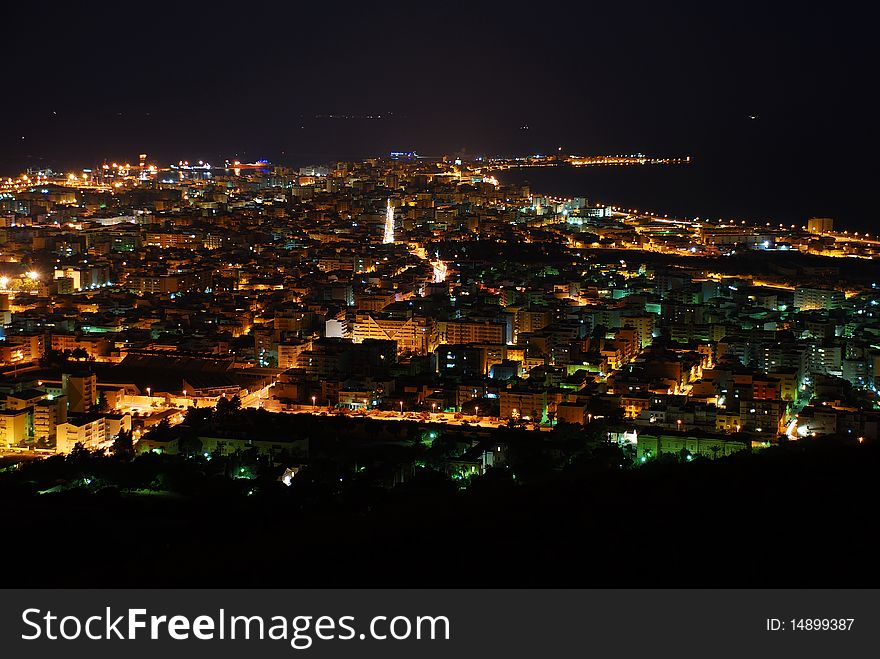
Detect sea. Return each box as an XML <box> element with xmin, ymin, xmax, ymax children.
<box><xmin>495</xmin><ymin>154</ymin><xmax>873</xmax><ymax>232</ymax></box>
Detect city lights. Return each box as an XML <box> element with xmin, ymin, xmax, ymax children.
<box><xmin>0</xmin><ymin>3</ymin><xmax>874</xmax><ymax>610</ymax></box>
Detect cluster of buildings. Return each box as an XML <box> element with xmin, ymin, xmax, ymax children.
<box><xmin>1</xmin><ymin>152</ymin><xmax>878</xmax><ymax>462</ymax></box>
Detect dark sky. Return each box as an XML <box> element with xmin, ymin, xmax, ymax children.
<box><xmin>2</xmin><ymin>2</ymin><xmax>874</xmax><ymax>172</ymax></box>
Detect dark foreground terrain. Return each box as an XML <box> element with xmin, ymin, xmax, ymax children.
<box><xmin>1</xmin><ymin>435</ymin><xmax>875</xmax><ymax>588</ymax></box>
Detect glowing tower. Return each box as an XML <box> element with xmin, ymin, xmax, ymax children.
<box><xmin>431</xmin><ymin>259</ymin><xmax>448</xmax><ymax>283</ymax></box>
<box><xmin>382</xmin><ymin>198</ymin><xmax>395</xmax><ymax>244</ymax></box>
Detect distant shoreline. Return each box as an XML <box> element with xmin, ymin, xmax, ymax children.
<box><xmin>493</xmin><ymin>161</ymin><xmax>851</xmax><ymax>229</ymax></box>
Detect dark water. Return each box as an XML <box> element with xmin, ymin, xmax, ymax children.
<box><xmin>497</xmin><ymin>155</ymin><xmax>874</xmax><ymax>232</ymax></box>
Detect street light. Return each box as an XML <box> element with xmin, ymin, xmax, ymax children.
<box><xmin>432</xmin><ymin>402</ymin><xmax>437</xmax><ymax>414</ymax></box>
<box><xmin>312</xmin><ymin>395</ymin><xmax>317</xmax><ymax>408</ymax></box>
<box><xmin>474</xmin><ymin>406</ymin><xmax>479</xmax><ymax>418</ymax></box>
<box><xmin>146</xmin><ymin>387</ymin><xmax>151</xmax><ymax>399</ymax></box>
<box><xmin>183</xmin><ymin>389</ymin><xmax>187</xmax><ymax>406</ymax></box>
<box><xmin>399</xmin><ymin>401</ymin><xmax>404</xmax><ymax>415</ymax></box>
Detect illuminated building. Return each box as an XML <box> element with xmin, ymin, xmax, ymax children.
<box><xmin>62</xmin><ymin>372</ymin><xmax>97</xmax><ymax>414</ymax></box>
<box><xmin>807</xmin><ymin>217</ymin><xmax>834</xmax><ymax>234</ymax></box>
<box><xmin>443</xmin><ymin>320</ymin><xmax>508</xmax><ymax>345</ymax></box>
<box><xmin>635</xmin><ymin>433</ymin><xmax>749</xmax><ymax>461</ymax></box>
<box><xmin>55</xmin><ymin>415</ymin><xmax>106</xmax><ymax>454</ymax></box>
<box><xmin>352</xmin><ymin>312</ymin><xmax>435</xmax><ymax>355</ymax></box>
<box><xmin>793</xmin><ymin>287</ymin><xmax>844</xmax><ymax>311</ymax></box>
<box><xmin>34</xmin><ymin>396</ymin><xmax>68</xmax><ymax>443</ymax></box>
<box><xmin>0</xmin><ymin>408</ymin><xmax>30</xmax><ymax>448</ymax></box>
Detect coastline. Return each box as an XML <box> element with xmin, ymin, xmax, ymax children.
<box><xmin>493</xmin><ymin>161</ymin><xmax>857</xmax><ymax>229</ymax></box>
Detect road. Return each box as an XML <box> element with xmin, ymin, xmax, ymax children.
<box><xmin>0</xmin><ymin>448</ymin><xmax>54</xmax><ymax>460</ymax></box>
<box><xmin>243</xmin><ymin>399</ymin><xmax>541</xmax><ymax>430</ymax></box>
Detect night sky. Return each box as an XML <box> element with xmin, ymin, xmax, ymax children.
<box><xmin>2</xmin><ymin>4</ymin><xmax>875</xmax><ymax>181</ymax></box>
